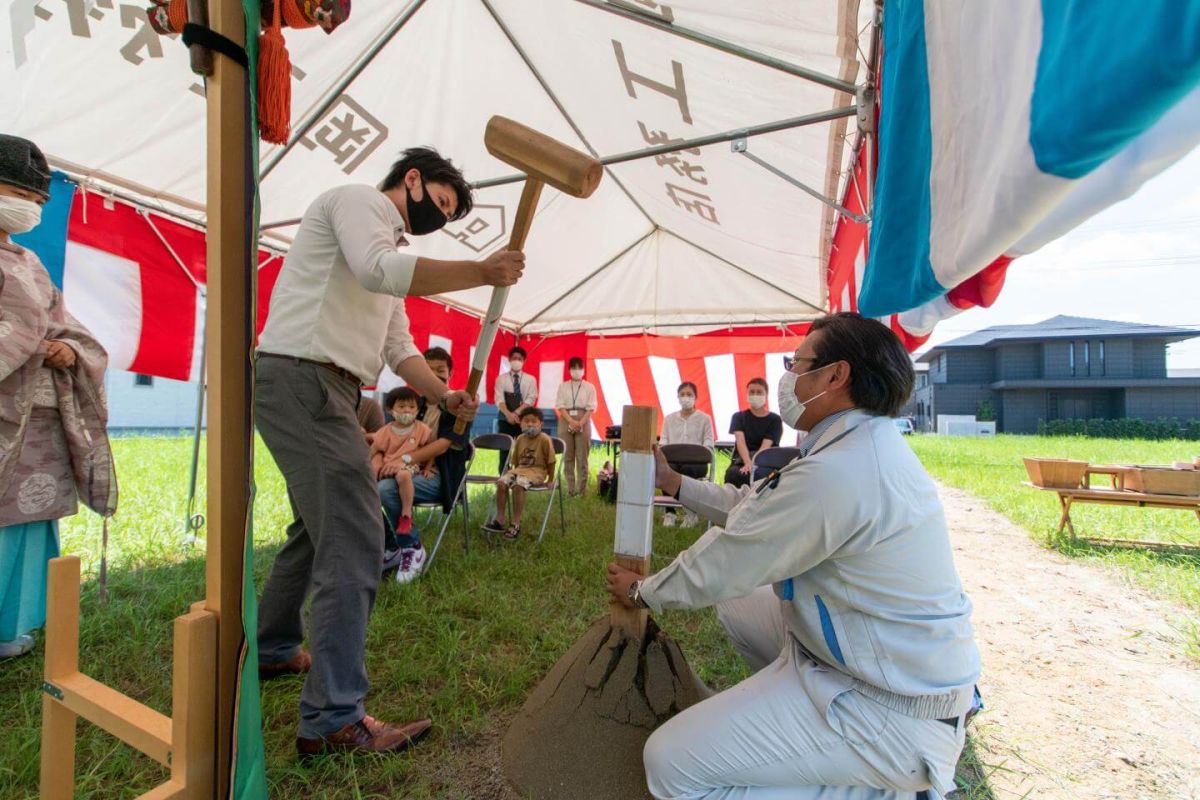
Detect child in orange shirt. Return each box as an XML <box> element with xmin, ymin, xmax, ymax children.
<box><xmin>371</xmin><ymin>387</ymin><xmax>432</xmax><ymax>538</ymax></box>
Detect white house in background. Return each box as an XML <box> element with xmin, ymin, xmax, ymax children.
<box><xmin>104</xmin><ymin>370</ymin><xmax>203</xmax><ymax>431</ymax></box>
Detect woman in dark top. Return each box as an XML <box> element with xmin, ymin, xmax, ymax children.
<box><xmin>725</xmin><ymin>377</ymin><xmax>783</xmax><ymax>487</ymax></box>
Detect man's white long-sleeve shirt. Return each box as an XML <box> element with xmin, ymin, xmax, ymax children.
<box><xmin>639</xmin><ymin>410</ymin><xmax>979</xmax><ymax>712</ymax></box>
<box><xmin>257</xmin><ymin>184</ymin><xmax>423</xmax><ymax>384</ymax></box>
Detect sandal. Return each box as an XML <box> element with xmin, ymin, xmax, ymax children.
<box><xmin>504</xmin><ymin>525</ymin><xmax>521</xmax><ymax>541</ymax></box>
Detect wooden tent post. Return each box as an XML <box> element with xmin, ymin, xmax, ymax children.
<box><xmin>202</xmin><ymin>0</ymin><xmax>251</xmax><ymax>795</ymax></box>
<box><xmin>611</xmin><ymin>406</ymin><xmax>659</xmax><ymax>640</ymax></box>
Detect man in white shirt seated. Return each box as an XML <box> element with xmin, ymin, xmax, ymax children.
<box><xmin>607</xmin><ymin>313</ymin><xmax>980</xmax><ymax>799</ymax></box>
<box><xmin>659</xmin><ymin>381</ymin><xmax>714</xmax><ymax>527</ymax></box>
<box><xmin>254</xmin><ymin>147</ymin><xmax>524</xmax><ymax>760</ymax></box>
<box><xmin>494</xmin><ymin>345</ymin><xmax>538</xmax><ymax>473</ymax></box>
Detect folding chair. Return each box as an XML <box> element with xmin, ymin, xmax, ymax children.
<box><xmin>528</xmin><ymin>436</ymin><xmax>567</xmax><ymax>544</ymax></box>
<box><xmin>461</xmin><ymin>432</ymin><xmax>514</xmax><ymax>539</ymax></box>
<box><xmin>423</xmin><ymin>443</ymin><xmax>474</xmax><ymax>576</ymax></box>
<box><xmin>750</xmin><ymin>446</ymin><xmax>803</xmax><ymax>482</ymax></box>
<box><xmin>653</xmin><ymin>443</ymin><xmax>716</xmax><ymax>523</ymax></box>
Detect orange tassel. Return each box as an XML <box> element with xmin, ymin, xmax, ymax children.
<box><xmin>258</xmin><ymin>0</ymin><xmax>292</xmax><ymax>144</ymax></box>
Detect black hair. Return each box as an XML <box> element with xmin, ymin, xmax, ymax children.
<box><xmin>568</xmin><ymin>357</ymin><xmax>585</xmax><ymax>370</ymax></box>
<box><xmin>424</xmin><ymin>346</ymin><xmax>453</xmax><ymax>372</ymax></box>
<box><xmin>508</xmin><ymin>346</ymin><xmax>528</xmax><ymax>360</ymax></box>
<box><xmin>677</xmin><ymin>381</ymin><xmax>698</xmax><ymax>395</ymax></box>
<box><xmin>519</xmin><ymin>408</ymin><xmax>544</xmax><ymax>422</ymax></box>
<box><xmin>379</xmin><ymin>147</ymin><xmax>473</xmax><ymax>221</ymax></box>
<box><xmin>384</xmin><ymin>386</ymin><xmax>421</xmax><ymax>409</ymax></box>
<box><xmin>807</xmin><ymin>312</ymin><xmax>915</xmax><ymax>417</ymax></box>
<box><xmin>747</xmin><ymin>377</ymin><xmax>769</xmax><ymax>391</ymax></box>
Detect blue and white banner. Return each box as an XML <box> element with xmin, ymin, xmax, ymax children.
<box><xmin>860</xmin><ymin>0</ymin><xmax>1200</xmax><ymax>326</ymax></box>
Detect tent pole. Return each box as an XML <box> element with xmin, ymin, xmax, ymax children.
<box><xmin>473</xmin><ymin>107</ymin><xmax>857</xmax><ymax>189</ymax></box>
<box><xmin>573</xmin><ymin>0</ymin><xmax>858</xmax><ymax>94</ymax></box>
<box><xmin>733</xmin><ymin>144</ymin><xmax>870</xmax><ymax>223</ymax></box>
<box><xmin>184</xmin><ymin>301</ymin><xmax>207</xmax><ymax>547</ymax></box>
<box><xmin>203</xmin><ymin>0</ymin><xmax>251</xmax><ymax>795</ymax></box>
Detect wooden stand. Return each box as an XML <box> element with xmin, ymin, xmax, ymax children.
<box><xmin>610</xmin><ymin>406</ymin><xmax>658</xmax><ymax>640</ymax></box>
<box><xmin>40</xmin><ymin>557</ymin><xmax>216</xmax><ymax>800</ymax></box>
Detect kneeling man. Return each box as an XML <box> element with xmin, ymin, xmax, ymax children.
<box><xmin>607</xmin><ymin>313</ymin><xmax>980</xmax><ymax>799</ymax></box>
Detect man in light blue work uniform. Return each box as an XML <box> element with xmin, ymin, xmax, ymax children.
<box><xmin>607</xmin><ymin>312</ymin><xmax>981</xmax><ymax>799</ymax></box>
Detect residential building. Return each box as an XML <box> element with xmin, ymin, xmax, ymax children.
<box><xmin>912</xmin><ymin>316</ymin><xmax>1200</xmax><ymax>434</ymax></box>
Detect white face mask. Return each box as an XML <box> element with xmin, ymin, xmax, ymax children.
<box><xmin>394</xmin><ymin>412</ymin><xmax>416</xmax><ymax>426</ymax></box>
<box><xmin>0</xmin><ymin>196</ymin><xmax>42</xmax><ymax>235</ymax></box>
<box><xmin>678</xmin><ymin>395</ymin><xmax>695</xmax><ymax>411</ymax></box>
<box><xmin>777</xmin><ymin>364</ymin><xmax>833</xmax><ymax>429</ymax></box>
<box><xmin>569</xmin><ymin>368</ymin><xmax>584</xmax><ymax>380</ymax></box>
<box><xmin>522</xmin><ymin>426</ymin><xmax>540</xmax><ymax>437</ymax></box>
<box><xmin>747</xmin><ymin>394</ymin><xmax>766</xmax><ymax>410</ymax></box>
<box><xmin>509</xmin><ymin>359</ymin><xmax>523</xmax><ymax>374</ymax></box>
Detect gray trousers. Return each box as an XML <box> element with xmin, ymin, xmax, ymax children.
<box><xmin>254</xmin><ymin>357</ymin><xmax>383</xmax><ymax>738</ymax></box>
<box><xmin>643</xmin><ymin>587</ymin><xmax>964</xmax><ymax>799</ymax></box>
<box><xmin>561</xmin><ymin>427</ymin><xmax>589</xmax><ymax>494</ymax></box>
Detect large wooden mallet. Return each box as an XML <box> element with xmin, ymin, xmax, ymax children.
<box><xmin>455</xmin><ymin>117</ymin><xmax>603</xmax><ymax>433</ymax></box>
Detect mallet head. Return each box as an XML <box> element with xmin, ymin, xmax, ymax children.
<box><xmin>485</xmin><ymin>116</ymin><xmax>603</xmax><ymax>199</ymax></box>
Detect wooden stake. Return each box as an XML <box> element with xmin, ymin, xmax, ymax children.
<box><xmin>203</xmin><ymin>0</ymin><xmax>250</xmax><ymax>795</ymax></box>
<box><xmin>41</xmin><ymin>557</ymin><xmax>80</xmax><ymax>800</ymax></box>
<box><xmin>174</xmin><ymin>606</ymin><xmax>217</xmax><ymax>800</ymax></box>
<box><xmin>611</xmin><ymin>405</ymin><xmax>658</xmax><ymax>640</ymax></box>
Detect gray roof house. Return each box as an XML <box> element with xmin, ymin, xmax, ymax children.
<box><xmin>910</xmin><ymin>316</ymin><xmax>1200</xmax><ymax>434</ymax></box>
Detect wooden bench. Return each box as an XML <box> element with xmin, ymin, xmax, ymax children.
<box><xmin>1021</xmin><ymin>479</ymin><xmax>1200</xmax><ymax>553</ymax></box>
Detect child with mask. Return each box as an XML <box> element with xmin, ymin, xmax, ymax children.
<box><xmin>659</xmin><ymin>381</ymin><xmax>714</xmax><ymax>526</ymax></box>
<box><xmin>554</xmin><ymin>357</ymin><xmax>596</xmax><ymax>497</ymax></box>
<box><xmin>484</xmin><ymin>408</ymin><xmax>555</xmax><ymax>541</ymax></box>
<box><xmin>371</xmin><ymin>387</ymin><xmax>433</xmax><ymax>553</ymax></box>
<box><xmin>494</xmin><ymin>345</ymin><xmax>538</xmax><ymax>474</ymax></box>
<box><xmin>725</xmin><ymin>377</ymin><xmax>782</xmax><ymax>487</ymax></box>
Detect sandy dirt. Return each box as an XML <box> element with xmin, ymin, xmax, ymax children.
<box><xmin>941</xmin><ymin>483</ymin><xmax>1200</xmax><ymax>800</ymax></box>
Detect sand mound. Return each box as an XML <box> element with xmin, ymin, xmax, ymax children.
<box><xmin>502</xmin><ymin>616</ymin><xmax>709</xmax><ymax>800</ymax></box>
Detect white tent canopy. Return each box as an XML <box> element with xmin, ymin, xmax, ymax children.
<box><xmin>6</xmin><ymin>0</ymin><xmax>872</xmax><ymax>335</ymax></box>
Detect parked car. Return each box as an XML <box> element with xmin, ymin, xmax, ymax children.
<box><xmin>893</xmin><ymin>417</ymin><xmax>915</xmax><ymax>435</ymax></box>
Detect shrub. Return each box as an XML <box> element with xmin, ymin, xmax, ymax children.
<box><xmin>1036</xmin><ymin>417</ymin><xmax>1200</xmax><ymax>440</ymax></box>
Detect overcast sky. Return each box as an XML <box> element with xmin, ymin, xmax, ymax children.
<box><xmin>917</xmin><ymin>146</ymin><xmax>1200</xmax><ymax>369</ymax></box>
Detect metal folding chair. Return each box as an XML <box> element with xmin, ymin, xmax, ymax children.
<box><xmin>422</xmin><ymin>443</ymin><xmax>474</xmax><ymax>576</ymax></box>
<box><xmin>528</xmin><ymin>436</ymin><xmax>567</xmax><ymax>544</ymax></box>
<box><xmin>461</xmin><ymin>432</ymin><xmax>514</xmax><ymax>538</ymax></box>
<box><xmin>750</xmin><ymin>446</ymin><xmax>803</xmax><ymax>481</ymax></box>
<box><xmin>653</xmin><ymin>443</ymin><xmax>716</xmax><ymax>522</ymax></box>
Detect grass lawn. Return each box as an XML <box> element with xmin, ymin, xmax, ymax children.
<box><xmin>0</xmin><ymin>437</ymin><xmax>753</xmax><ymax>799</ymax></box>
<box><xmin>908</xmin><ymin>434</ymin><xmax>1200</xmax><ymax>657</ymax></box>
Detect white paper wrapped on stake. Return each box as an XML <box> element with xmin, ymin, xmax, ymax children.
<box><xmin>614</xmin><ymin>452</ymin><xmax>656</xmax><ymax>557</ymax></box>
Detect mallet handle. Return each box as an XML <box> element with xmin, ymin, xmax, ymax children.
<box><xmin>454</xmin><ymin>179</ymin><xmax>544</xmax><ymax>434</ymax></box>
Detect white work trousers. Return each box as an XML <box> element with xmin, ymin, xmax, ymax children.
<box><xmin>643</xmin><ymin>587</ymin><xmax>965</xmax><ymax>800</ymax></box>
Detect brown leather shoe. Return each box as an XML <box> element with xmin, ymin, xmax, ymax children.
<box><xmin>296</xmin><ymin>715</ymin><xmax>432</xmax><ymax>760</ymax></box>
<box><xmin>258</xmin><ymin>649</ymin><xmax>312</xmax><ymax>681</ymax></box>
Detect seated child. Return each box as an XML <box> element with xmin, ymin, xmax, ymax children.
<box><xmin>371</xmin><ymin>386</ymin><xmax>433</xmax><ymax>540</ymax></box>
<box><xmin>483</xmin><ymin>408</ymin><xmax>555</xmax><ymax>541</ymax></box>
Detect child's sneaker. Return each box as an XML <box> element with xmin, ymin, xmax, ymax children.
<box><xmin>397</xmin><ymin>515</ymin><xmax>413</xmax><ymax>535</ymax></box>
<box><xmin>382</xmin><ymin>547</ymin><xmax>404</xmax><ymax>574</ymax></box>
<box><xmin>662</xmin><ymin>510</ymin><xmax>677</xmax><ymax>527</ymax></box>
<box><xmin>482</xmin><ymin>519</ymin><xmax>506</xmax><ymax>534</ymax></box>
<box><xmin>503</xmin><ymin>524</ymin><xmax>521</xmax><ymax>541</ymax></box>
<box><xmin>393</xmin><ymin>544</ymin><xmax>426</xmax><ymax>584</ymax></box>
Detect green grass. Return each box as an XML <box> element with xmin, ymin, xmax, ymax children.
<box><xmin>907</xmin><ymin>433</ymin><xmax>1200</xmax><ymax>658</ymax></box>
<box><xmin>0</xmin><ymin>438</ymin><xmax>750</xmax><ymax>799</ymax></box>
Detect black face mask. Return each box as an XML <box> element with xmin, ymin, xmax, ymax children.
<box><xmin>405</xmin><ymin>177</ymin><xmax>449</xmax><ymax>235</ymax></box>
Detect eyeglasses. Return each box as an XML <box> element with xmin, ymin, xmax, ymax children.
<box><xmin>783</xmin><ymin>354</ymin><xmax>819</xmax><ymax>372</ymax></box>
